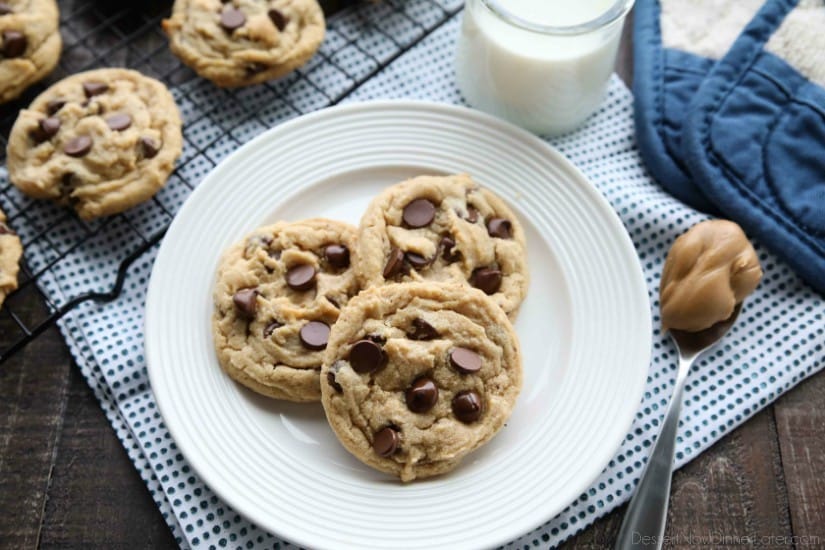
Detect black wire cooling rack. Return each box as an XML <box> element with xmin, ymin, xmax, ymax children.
<box><xmin>0</xmin><ymin>0</ymin><xmax>462</xmax><ymax>363</ymax></box>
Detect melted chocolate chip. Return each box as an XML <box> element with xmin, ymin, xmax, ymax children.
<box><xmin>2</xmin><ymin>30</ymin><xmax>26</xmax><ymax>58</ymax></box>
<box><xmin>299</xmin><ymin>321</ymin><xmax>329</xmax><ymax>350</ymax></box>
<box><xmin>262</xmin><ymin>320</ymin><xmax>282</xmax><ymax>338</ymax></box>
<box><xmin>465</xmin><ymin>206</ymin><xmax>479</xmax><ymax>223</ymax></box>
<box><xmin>405</xmin><ymin>377</ymin><xmax>438</xmax><ymax>413</ymax></box>
<box><xmin>408</xmin><ymin>318</ymin><xmax>438</xmax><ymax>340</ymax></box>
<box><xmin>487</xmin><ymin>218</ymin><xmax>513</xmax><ymax>239</ymax></box>
<box><xmin>452</xmin><ymin>390</ymin><xmax>483</xmax><ymax>423</ymax></box>
<box><xmin>440</xmin><ymin>235</ymin><xmax>459</xmax><ymax>263</ymax></box>
<box><xmin>106</xmin><ymin>113</ymin><xmax>132</xmax><ymax>131</ymax></box>
<box><xmin>83</xmin><ymin>81</ymin><xmax>108</xmax><ymax>98</ymax></box>
<box><xmin>64</xmin><ymin>135</ymin><xmax>93</xmax><ymax>157</ymax></box>
<box><xmin>349</xmin><ymin>339</ymin><xmax>386</xmax><ymax>374</ymax></box>
<box><xmin>402</xmin><ymin>198</ymin><xmax>436</xmax><ymax>228</ymax></box>
<box><xmin>382</xmin><ymin>247</ymin><xmax>405</xmax><ymax>279</ymax></box>
<box><xmin>0</xmin><ymin>3</ymin><xmax>13</xmax><ymax>15</ymax></box>
<box><xmin>404</xmin><ymin>252</ymin><xmax>430</xmax><ymax>270</ymax></box>
<box><xmin>327</xmin><ymin>366</ymin><xmax>343</xmax><ymax>393</ymax></box>
<box><xmin>232</xmin><ymin>288</ymin><xmax>258</xmax><ymax>319</ymax></box>
<box><xmin>470</xmin><ymin>267</ymin><xmax>502</xmax><ymax>295</ymax></box>
<box><xmin>140</xmin><ymin>137</ymin><xmax>160</xmax><ymax>159</ymax></box>
<box><xmin>220</xmin><ymin>7</ymin><xmax>246</xmax><ymax>31</ymax></box>
<box><xmin>46</xmin><ymin>99</ymin><xmax>66</xmax><ymax>115</ymax></box>
<box><xmin>268</xmin><ymin>8</ymin><xmax>288</xmax><ymax>30</ymax></box>
<box><xmin>450</xmin><ymin>347</ymin><xmax>482</xmax><ymax>374</ymax></box>
<box><xmin>324</xmin><ymin>244</ymin><xmax>350</xmax><ymax>268</ymax></box>
<box><xmin>373</xmin><ymin>427</ymin><xmax>400</xmax><ymax>457</ymax></box>
<box><xmin>286</xmin><ymin>264</ymin><xmax>316</xmax><ymax>291</ymax></box>
<box><xmin>38</xmin><ymin>117</ymin><xmax>61</xmax><ymax>139</ymax></box>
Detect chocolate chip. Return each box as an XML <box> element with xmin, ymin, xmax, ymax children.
<box><xmin>2</xmin><ymin>30</ymin><xmax>26</xmax><ymax>57</ymax></box>
<box><xmin>268</xmin><ymin>8</ymin><xmax>288</xmax><ymax>30</ymax></box>
<box><xmin>465</xmin><ymin>206</ymin><xmax>479</xmax><ymax>223</ymax></box>
<box><xmin>327</xmin><ymin>365</ymin><xmax>343</xmax><ymax>393</ymax></box>
<box><xmin>140</xmin><ymin>137</ymin><xmax>159</xmax><ymax>159</ymax></box>
<box><xmin>106</xmin><ymin>113</ymin><xmax>132</xmax><ymax>131</ymax></box>
<box><xmin>299</xmin><ymin>321</ymin><xmax>329</xmax><ymax>350</ymax></box>
<box><xmin>232</xmin><ymin>288</ymin><xmax>258</xmax><ymax>319</ymax></box>
<box><xmin>46</xmin><ymin>99</ymin><xmax>66</xmax><ymax>115</ymax></box>
<box><xmin>286</xmin><ymin>264</ymin><xmax>316</xmax><ymax>291</ymax></box>
<box><xmin>382</xmin><ymin>247</ymin><xmax>405</xmax><ymax>278</ymax></box>
<box><xmin>64</xmin><ymin>135</ymin><xmax>93</xmax><ymax>157</ymax></box>
<box><xmin>450</xmin><ymin>347</ymin><xmax>482</xmax><ymax>374</ymax></box>
<box><xmin>245</xmin><ymin>63</ymin><xmax>267</xmax><ymax>76</ymax></box>
<box><xmin>38</xmin><ymin>117</ymin><xmax>61</xmax><ymax>139</ymax></box>
<box><xmin>83</xmin><ymin>81</ymin><xmax>108</xmax><ymax>98</ymax></box>
<box><xmin>406</xmin><ymin>377</ymin><xmax>438</xmax><ymax>413</ymax></box>
<box><xmin>0</xmin><ymin>3</ymin><xmax>13</xmax><ymax>15</ymax></box>
<box><xmin>373</xmin><ymin>427</ymin><xmax>399</xmax><ymax>457</ymax></box>
<box><xmin>262</xmin><ymin>320</ymin><xmax>282</xmax><ymax>338</ymax></box>
<box><xmin>402</xmin><ymin>198</ymin><xmax>436</xmax><ymax>228</ymax></box>
<box><xmin>220</xmin><ymin>8</ymin><xmax>246</xmax><ymax>31</ymax></box>
<box><xmin>487</xmin><ymin>218</ymin><xmax>512</xmax><ymax>239</ymax></box>
<box><xmin>349</xmin><ymin>339</ymin><xmax>386</xmax><ymax>374</ymax></box>
<box><xmin>452</xmin><ymin>390</ymin><xmax>483</xmax><ymax>423</ymax></box>
<box><xmin>470</xmin><ymin>267</ymin><xmax>502</xmax><ymax>295</ymax></box>
<box><xmin>404</xmin><ymin>252</ymin><xmax>430</xmax><ymax>270</ymax></box>
<box><xmin>0</xmin><ymin>223</ymin><xmax>14</xmax><ymax>235</ymax></box>
<box><xmin>440</xmin><ymin>235</ymin><xmax>459</xmax><ymax>263</ymax></box>
<box><xmin>408</xmin><ymin>318</ymin><xmax>438</xmax><ymax>340</ymax></box>
<box><xmin>324</xmin><ymin>244</ymin><xmax>350</xmax><ymax>268</ymax></box>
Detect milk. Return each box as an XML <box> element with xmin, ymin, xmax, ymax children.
<box><xmin>455</xmin><ymin>0</ymin><xmax>629</xmax><ymax>136</ymax></box>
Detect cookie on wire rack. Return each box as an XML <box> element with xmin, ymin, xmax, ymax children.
<box><xmin>163</xmin><ymin>0</ymin><xmax>325</xmax><ymax>87</ymax></box>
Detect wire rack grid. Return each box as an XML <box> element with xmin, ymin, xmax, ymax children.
<box><xmin>0</xmin><ymin>0</ymin><xmax>463</xmax><ymax>363</ymax></box>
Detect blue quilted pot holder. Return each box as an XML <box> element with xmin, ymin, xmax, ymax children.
<box><xmin>633</xmin><ymin>0</ymin><xmax>764</xmax><ymax>212</ymax></box>
<box><xmin>683</xmin><ymin>0</ymin><xmax>825</xmax><ymax>295</ymax></box>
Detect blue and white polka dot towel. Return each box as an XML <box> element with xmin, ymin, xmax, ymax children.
<box><xmin>2</xmin><ymin>3</ymin><xmax>822</xmax><ymax>548</ymax></box>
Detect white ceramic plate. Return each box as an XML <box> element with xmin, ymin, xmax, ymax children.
<box><xmin>146</xmin><ymin>101</ymin><xmax>651</xmax><ymax>550</ymax></box>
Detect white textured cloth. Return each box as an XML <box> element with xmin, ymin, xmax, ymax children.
<box><xmin>1</xmin><ymin>2</ymin><xmax>823</xmax><ymax>549</ymax></box>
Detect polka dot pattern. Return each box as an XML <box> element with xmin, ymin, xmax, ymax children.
<box><xmin>0</xmin><ymin>2</ymin><xmax>821</xmax><ymax>549</ymax></box>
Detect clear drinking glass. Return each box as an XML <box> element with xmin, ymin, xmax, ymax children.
<box><xmin>455</xmin><ymin>0</ymin><xmax>635</xmax><ymax>136</ymax></box>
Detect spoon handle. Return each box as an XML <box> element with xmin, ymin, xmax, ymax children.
<box><xmin>614</xmin><ymin>356</ymin><xmax>694</xmax><ymax>549</ymax></box>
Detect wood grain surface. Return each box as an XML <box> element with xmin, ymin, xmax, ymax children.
<box><xmin>0</xmin><ymin>3</ymin><xmax>823</xmax><ymax>549</ymax></box>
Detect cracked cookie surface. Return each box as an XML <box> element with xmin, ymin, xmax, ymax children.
<box><xmin>6</xmin><ymin>68</ymin><xmax>182</xmax><ymax>220</ymax></box>
<box><xmin>355</xmin><ymin>174</ymin><xmax>529</xmax><ymax>318</ymax></box>
<box><xmin>321</xmin><ymin>282</ymin><xmax>523</xmax><ymax>481</ymax></box>
<box><xmin>0</xmin><ymin>208</ymin><xmax>22</xmax><ymax>310</ymax></box>
<box><xmin>163</xmin><ymin>0</ymin><xmax>325</xmax><ymax>87</ymax></box>
<box><xmin>213</xmin><ymin>219</ymin><xmax>360</xmax><ymax>402</ymax></box>
<box><xmin>0</xmin><ymin>0</ymin><xmax>61</xmax><ymax>104</ymax></box>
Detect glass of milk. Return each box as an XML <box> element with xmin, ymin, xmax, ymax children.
<box><xmin>455</xmin><ymin>0</ymin><xmax>634</xmax><ymax>136</ymax></box>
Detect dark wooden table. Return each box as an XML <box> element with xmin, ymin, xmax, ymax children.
<box><xmin>2</xmin><ymin>5</ymin><xmax>824</xmax><ymax>549</ymax></box>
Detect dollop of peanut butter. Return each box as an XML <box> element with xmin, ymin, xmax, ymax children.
<box><xmin>660</xmin><ymin>220</ymin><xmax>763</xmax><ymax>332</ymax></box>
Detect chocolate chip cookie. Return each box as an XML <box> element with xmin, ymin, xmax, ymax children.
<box><xmin>6</xmin><ymin>68</ymin><xmax>183</xmax><ymax>220</ymax></box>
<box><xmin>321</xmin><ymin>282</ymin><xmax>523</xmax><ymax>481</ymax></box>
<box><xmin>355</xmin><ymin>174</ymin><xmax>529</xmax><ymax>318</ymax></box>
<box><xmin>0</xmin><ymin>208</ymin><xmax>22</xmax><ymax>310</ymax></box>
<box><xmin>163</xmin><ymin>0</ymin><xmax>325</xmax><ymax>87</ymax></box>
<box><xmin>0</xmin><ymin>0</ymin><xmax>61</xmax><ymax>104</ymax></box>
<box><xmin>213</xmin><ymin>219</ymin><xmax>360</xmax><ymax>402</ymax></box>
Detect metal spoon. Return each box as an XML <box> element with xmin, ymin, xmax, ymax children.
<box><xmin>614</xmin><ymin>304</ymin><xmax>743</xmax><ymax>549</ymax></box>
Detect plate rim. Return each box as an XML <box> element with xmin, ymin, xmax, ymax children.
<box><xmin>146</xmin><ymin>99</ymin><xmax>651</xmax><ymax>549</ymax></box>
